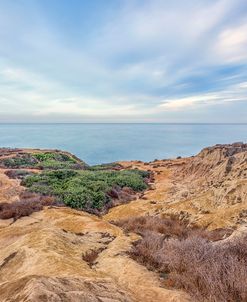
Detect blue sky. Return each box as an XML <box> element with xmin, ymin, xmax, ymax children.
<box><xmin>0</xmin><ymin>0</ymin><xmax>247</xmax><ymax>122</ymax></box>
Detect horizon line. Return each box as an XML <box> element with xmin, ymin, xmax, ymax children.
<box><xmin>0</xmin><ymin>122</ymin><xmax>247</xmax><ymax>125</ymax></box>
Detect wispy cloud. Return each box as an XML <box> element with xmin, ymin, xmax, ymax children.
<box><xmin>0</xmin><ymin>0</ymin><xmax>246</xmax><ymax>122</ymax></box>
<box><xmin>215</xmin><ymin>23</ymin><xmax>247</xmax><ymax>62</ymax></box>
<box><xmin>159</xmin><ymin>81</ymin><xmax>247</xmax><ymax>111</ymax></box>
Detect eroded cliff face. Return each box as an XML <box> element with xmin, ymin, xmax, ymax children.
<box><xmin>0</xmin><ymin>143</ymin><xmax>246</xmax><ymax>302</ymax></box>
<box><xmin>106</xmin><ymin>143</ymin><xmax>247</xmax><ymax>229</ymax></box>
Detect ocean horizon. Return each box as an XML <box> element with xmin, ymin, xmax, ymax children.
<box><xmin>0</xmin><ymin>123</ymin><xmax>246</xmax><ymax>165</ymax></box>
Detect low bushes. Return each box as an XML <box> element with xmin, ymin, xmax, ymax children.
<box><xmin>161</xmin><ymin>236</ymin><xmax>247</xmax><ymax>302</ymax></box>
<box><xmin>33</xmin><ymin>152</ymin><xmax>86</xmax><ymax>170</ymax></box>
<box><xmin>0</xmin><ymin>192</ymin><xmax>56</xmax><ymax>220</ymax></box>
<box><xmin>114</xmin><ymin>215</ymin><xmax>232</xmax><ymax>241</ymax></box>
<box><xmin>115</xmin><ymin>215</ymin><xmax>189</xmax><ymax>238</ymax></box>
<box><xmin>89</xmin><ymin>162</ymin><xmax>123</xmax><ymax>171</ymax></box>
<box><xmin>35</xmin><ymin>159</ymin><xmax>83</xmax><ymax>170</ymax></box>
<box><xmin>1</xmin><ymin>150</ymin><xmax>150</xmax><ymax>216</ymax></box>
<box><xmin>21</xmin><ymin>169</ymin><xmax>149</xmax><ymax>213</ymax></box>
<box><xmin>0</xmin><ymin>151</ymin><xmax>87</xmax><ymax>170</ymax></box>
<box><xmin>4</xmin><ymin>169</ymin><xmax>34</xmax><ymax>179</ymax></box>
<box><xmin>115</xmin><ymin>216</ymin><xmax>246</xmax><ymax>302</ymax></box>
<box><xmin>0</xmin><ymin>200</ymin><xmax>42</xmax><ymax>220</ymax></box>
<box><xmin>1</xmin><ymin>154</ymin><xmax>38</xmax><ymax>168</ymax></box>
<box><xmin>33</xmin><ymin>152</ymin><xmax>76</xmax><ymax>163</ymax></box>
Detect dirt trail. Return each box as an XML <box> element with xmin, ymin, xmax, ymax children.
<box><xmin>104</xmin><ymin>160</ymin><xmax>173</xmax><ymax>221</ymax></box>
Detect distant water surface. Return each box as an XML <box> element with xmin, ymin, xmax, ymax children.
<box><xmin>0</xmin><ymin>124</ymin><xmax>246</xmax><ymax>165</ymax></box>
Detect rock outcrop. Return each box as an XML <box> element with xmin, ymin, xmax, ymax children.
<box><xmin>105</xmin><ymin>143</ymin><xmax>247</xmax><ymax>229</ymax></box>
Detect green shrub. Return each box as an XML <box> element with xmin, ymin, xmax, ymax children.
<box><xmin>45</xmin><ymin>169</ymin><xmax>78</xmax><ymax>180</ymax></box>
<box><xmin>60</xmin><ymin>187</ymin><xmax>107</xmax><ymax>210</ymax></box>
<box><xmin>22</xmin><ymin>169</ymin><xmax>148</xmax><ymax>212</ymax></box>
<box><xmin>36</xmin><ymin>159</ymin><xmax>78</xmax><ymax>170</ymax></box>
<box><xmin>113</xmin><ymin>171</ymin><xmax>148</xmax><ymax>191</ymax></box>
<box><xmin>89</xmin><ymin>162</ymin><xmax>123</xmax><ymax>171</ymax></box>
<box><xmin>33</xmin><ymin>152</ymin><xmax>77</xmax><ymax>163</ymax></box>
<box><xmin>2</xmin><ymin>155</ymin><xmax>37</xmax><ymax>168</ymax></box>
<box><xmin>0</xmin><ymin>151</ymin><xmax>86</xmax><ymax>170</ymax></box>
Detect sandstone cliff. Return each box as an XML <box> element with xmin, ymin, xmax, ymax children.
<box><xmin>106</xmin><ymin>143</ymin><xmax>247</xmax><ymax>229</ymax></box>
<box><xmin>0</xmin><ymin>143</ymin><xmax>246</xmax><ymax>301</ymax></box>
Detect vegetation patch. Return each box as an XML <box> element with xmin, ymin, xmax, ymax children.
<box><xmin>115</xmin><ymin>216</ymin><xmax>246</xmax><ymax>302</ymax></box>
<box><xmin>21</xmin><ymin>169</ymin><xmax>149</xmax><ymax>213</ymax></box>
<box><xmin>89</xmin><ymin>162</ymin><xmax>123</xmax><ymax>171</ymax></box>
<box><xmin>0</xmin><ymin>192</ymin><xmax>56</xmax><ymax>220</ymax></box>
<box><xmin>0</xmin><ymin>151</ymin><xmax>87</xmax><ymax>170</ymax></box>
<box><xmin>1</xmin><ymin>149</ymin><xmax>150</xmax><ymax>216</ymax></box>
<box><xmin>114</xmin><ymin>215</ymin><xmax>232</xmax><ymax>241</ymax></box>
<box><xmin>4</xmin><ymin>169</ymin><xmax>35</xmax><ymax>179</ymax></box>
<box><xmin>1</xmin><ymin>154</ymin><xmax>38</xmax><ymax>168</ymax></box>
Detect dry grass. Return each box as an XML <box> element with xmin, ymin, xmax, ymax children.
<box><xmin>0</xmin><ymin>192</ymin><xmax>56</xmax><ymax>220</ymax></box>
<box><xmin>114</xmin><ymin>215</ymin><xmax>232</xmax><ymax>241</ymax></box>
<box><xmin>115</xmin><ymin>215</ymin><xmax>189</xmax><ymax>237</ymax></box>
<box><xmin>82</xmin><ymin>247</ymin><xmax>106</xmax><ymax>267</ymax></box>
<box><xmin>160</xmin><ymin>236</ymin><xmax>247</xmax><ymax>302</ymax></box>
<box><xmin>115</xmin><ymin>216</ymin><xmax>246</xmax><ymax>302</ymax></box>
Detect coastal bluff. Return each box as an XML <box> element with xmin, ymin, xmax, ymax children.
<box><xmin>0</xmin><ymin>143</ymin><xmax>246</xmax><ymax>302</ymax></box>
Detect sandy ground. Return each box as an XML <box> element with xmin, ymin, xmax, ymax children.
<box><xmin>0</xmin><ymin>207</ymin><xmax>191</xmax><ymax>302</ymax></box>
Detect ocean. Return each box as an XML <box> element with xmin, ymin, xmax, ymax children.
<box><xmin>0</xmin><ymin>123</ymin><xmax>246</xmax><ymax>165</ymax></box>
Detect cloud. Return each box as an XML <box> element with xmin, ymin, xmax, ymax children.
<box><xmin>215</xmin><ymin>22</ymin><xmax>247</xmax><ymax>62</ymax></box>
<box><xmin>0</xmin><ymin>64</ymin><xmax>156</xmax><ymax>119</ymax></box>
<box><xmin>159</xmin><ymin>81</ymin><xmax>247</xmax><ymax>111</ymax></box>
<box><xmin>160</xmin><ymin>95</ymin><xmax>220</xmax><ymax>110</ymax></box>
<box><xmin>0</xmin><ymin>0</ymin><xmax>246</xmax><ymax>122</ymax></box>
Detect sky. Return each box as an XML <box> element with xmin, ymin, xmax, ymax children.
<box><xmin>0</xmin><ymin>0</ymin><xmax>247</xmax><ymax>123</ymax></box>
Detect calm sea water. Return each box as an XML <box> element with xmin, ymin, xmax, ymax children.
<box><xmin>0</xmin><ymin>124</ymin><xmax>246</xmax><ymax>165</ymax></box>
